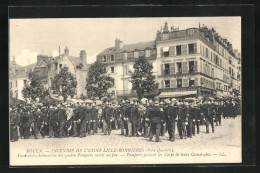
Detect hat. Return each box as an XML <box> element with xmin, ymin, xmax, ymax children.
<box><xmin>159</xmin><ymin>101</ymin><xmax>164</xmax><ymax>105</ymax></box>
<box><xmin>149</xmin><ymin>99</ymin><xmax>153</xmax><ymax>103</ymax></box>
<box><xmin>121</xmin><ymin>100</ymin><xmax>125</xmax><ymax>104</ymax></box>
<box><xmin>154</xmin><ymin>100</ymin><xmax>159</xmax><ymax>105</ymax></box>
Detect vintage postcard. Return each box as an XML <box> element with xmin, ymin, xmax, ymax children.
<box><xmin>9</xmin><ymin>17</ymin><xmax>242</xmax><ymax>166</ymax></box>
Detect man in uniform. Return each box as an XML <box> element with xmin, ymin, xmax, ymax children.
<box><xmin>10</xmin><ymin>108</ymin><xmax>20</xmax><ymax>142</ymax></box>
<box><xmin>177</xmin><ymin>101</ymin><xmax>187</xmax><ymax>139</ymax></box>
<box><xmin>165</xmin><ymin>99</ymin><xmax>177</xmax><ymax>142</ymax></box>
<box><xmin>125</xmin><ymin>100</ymin><xmax>134</xmax><ymax>137</ymax></box>
<box><xmin>85</xmin><ymin>103</ymin><xmax>92</xmax><ymax>136</ymax></box>
<box><xmin>91</xmin><ymin>103</ymin><xmax>99</xmax><ymax>135</ymax></box>
<box><xmin>72</xmin><ymin>102</ymin><xmax>81</xmax><ymax>137</ymax></box>
<box><xmin>78</xmin><ymin>102</ymin><xmax>87</xmax><ymax>138</ymax></box>
<box><xmin>48</xmin><ymin>105</ymin><xmax>57</xmax><ymax>138</ymax></box>
<box><xmin>160</xmin><ymin>101</ymin><xmax>167</xmax><ymax>136</ymax></box>
<box><xmin>120</xmin><ymin>100</ymin><xmax>128</xmax><ymax>136</ymax></box>
<box><xmin>148</xmin><ymin>100</ymin><xmax>165</xmax><ymax>142</ymax></box>
<box><xmin>131</xmin><ymin>99</ymin><xmax>141</xmax><ymax>137</ymax></box>
<box><xmin>116</xmin><ymin>102</ymin><xmax>125</xmax><ymax>135</ymax></box>
<box><xmin>57</xmin><ymin>104</ymin><xmax>67</xmax><ymax>138</ymax></box>
<box><xmin>204</xmin><ymin>101</ymin><xmax>215</xmax><ymax>133</ymax></box>
<box><xmin>143</xmin><ymin>100</ymin><xmax>153</xmax><ymax>138</ymax></box>
<box><xmin>39</xmin><ymin>106</ymin><xmax>48</xmax><ymax>138</ymax></box>
<box><xmin>102</xmin><ymin>102</ymin><xmax>114</xmax><ymax>135</ymax></box>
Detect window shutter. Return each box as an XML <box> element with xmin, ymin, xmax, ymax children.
<box><xmin>161</xmin><ymin>64</ymin><xmax>164</xmax><ymax>76</ymax></box>
<box><xmin>200</xmin><ymin>44</ymin><xmax>202</xmax><ymax>54</ymax></box>
<box><xmin>160</xmin><ymin>48</ymin><xmax>163</xmax><ymax>57</ymax></box>
<box><xmin>195</xmin><ymin>78</ymin><xmax>198</xmax><ymax>86</ymax></box>
<box><xmin>182</xmin><ymin>62</ymin><xmax>188</xmax><ymax>74</ymax></box>
<box><xmin>181</xmin><ymin>45</ymin><xmax>187</xmax><ymax>55</ymax></box>
<box><xmin>170</xmin><ymin>80</ymin><xmax>174</xmax><ymax>88</ymax></box>
<box><xmin>200</xmin><ymin>61</ymin><xmax>202</xmax><ymax>73</ymax></box>
<box><xmin>182</xmin><ymin>78</ymin><xmax>189</xmax><ymax>87</ymax></box>
<box><xmin>169</xmin><ymin>46</ymin><xmax>175</xmax><ymax>56</ymax></box>
<box><xmin>170</xmin><ymin>63</ymin><xmax>175</xmax><ymax>75</ymax></box>
<box><xmin>194</xmin><ymin>60</ymin><xmax>198</xmax><ymax>72</ymax></box>
<box><xmin>172</xmin><ymin>79</ymin><xmax>177</xmax><ymax>88</ymax></box>
<box><xmin>194</xmin><ymin>43</ymin><xmax>197</xmax><ymax>53</ymax></box>
<box><xmin>161</xmin><ymin>80</ymin><xmax>164</xmax><ymax>88</ymax></box>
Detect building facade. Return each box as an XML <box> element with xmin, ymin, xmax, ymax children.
<box><xmin>96</xmin><ymin>39</ymin><xmax>158</xmax><ymax>99</ymax></box>
<box><xmin>9</xmin><ymin>47</ymin><xmax>90</xmax><ymax>101</ymax></box>
<box><xmin>97</xmin><ymin>22</ymin><xmax>241</xmax><ymax>99</ymax></box>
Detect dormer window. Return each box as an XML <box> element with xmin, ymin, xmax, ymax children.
<box><xmin>145</xmin><ymin>50</ymin><xmax>151</xmax><ymax>57</ymax></box>
<box><xmin>110</xmin><ymin>55</ymin><xmax>114</xmax><ymax>62</ymax></box>
<box><xmin>123</xmin><ymin>52</ymin><xmax>128</xmax><ymax>59</ymax></box>
<box><xmin>103</xmin><ymin>55</ymin><xmax>107</xmax><ymax>63</ymax></box>
<box><xmin>134</xmin><ymin>51</ymin><xmax>139</xmax><ymax>58</ymax></box>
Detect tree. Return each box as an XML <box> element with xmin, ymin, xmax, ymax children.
<box><xmin>86</xmin><ymin>61</ymin><xmax>114</xmax><ymax>99</ymax></box>
<box><xmin>51</xmin><ymin>67</ymin><xmax>77</xmax><ymax>102</ymax></box>
<box><xmin>131</xmin><ymin>56</ymin><xmax>158</xmax><ymax>100</ymax></box>
<box><xmin>22</xmin><ymin>71</ymin><xmax>45</xmax><ymax>101</ymax></box>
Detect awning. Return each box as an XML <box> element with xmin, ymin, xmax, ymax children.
<box><xmin>159</xmin><ymin>90</ymin><xmax>197</xmax><ymax>98</ymax></box>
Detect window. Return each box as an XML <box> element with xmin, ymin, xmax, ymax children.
<box><xmin>15</xmin><ymin>90</ymin><xmax>18</xmax><ymax>99</ymax></box>
<box><xmin>145</xmin><ymin>50</ymin><xmax>151</xmax><ymax>57</ymax></box>
<box><xmin>124</xmin><ymin>65</ymin><xmax>128</xmax><ymax>74</ymax></box>
<box><xmin>176</xmin><ymin>45</ymin><xmax>181</xmax><ymax>55</ymax></box>
<box><xmin>123</xmin><ymin>52</ymin><xmax>128</xmax><ymax>59</ymax></box>
<box><xmin>188</xmin><ymin>61</ymin><xmax>195</xmax><ymax>73</ymax></box>
<box><xmin>163</xmin><ymin>47</ymin><xmax>169</xmax><ymax>57</ymax></box>
<box><xmin>206</xmin><ymin>48</ymin><xmax>209</xmax><ymax>58</ymax></box>
<box><xmin>211</xmin><ymin>52</ymin><xmax>213</xmax><ymax>61</ymax></box>
<box><xmin>59</xmin><ymin>64</ymin><xmax>62</xmax><ymax>69</ymax></box>
<box><xmin>189</xmin><ymin>78</ymin><xmax>195</xmax><ymax>87</ymax></box>
<box><xmin>187</xmin><ymin>29</ymin><xmax>195</xmax><ymax>36</ymax></box>
<box><xmin>111</xmin><ymin>67</ymin><xmax>114</xmax><ymax>73</ymax></box>
<box><xmin>177</xmin><ymin>62</ymin><xmax>182</xmax><ymax>73</ymax></box>
<box><xmin>102</xmin><ymin>56</ymin><xmax>107</xmax><ymax>62</ymax></box>
<box><xmin>23</xmin><ymin>80</ymin><xmax>27</xmax><ymax>86</ymax></box>
<box><xmin>134</xmin><ymin>51</ymin><xmax>139</xmax><ymax>58</ymax></box>
<box><xmin>177</xmin><ymin>79</ymin><xmax>182</xmax><ymax>88</ymax></box>
<box><xmin>111</xmin><ymin>78</ymin><xmax>115</xmax><ymax>86</ymax></box>
<box><xmin>229</xmin><ymin>67</ymin><xmax>232</xmax><ymax>75</ymax></box>
<box><xmin>165</xmin><ymin>80</ymin><xmax>170</xmax><ymax>88</ymax></box>
<box><xmin>111</xmin><ymin>55</ymin><xmax>114</xmax><ymax>62</ymax></box>
<box><xmin>188</xmin><ymin>44</ymin><xmax>195</xmax><ymax>54</ymax></box>
<box><xmin>164</xmin><ymin>64</ymin><xmax>170</xmax><ymax>75</ymax></box>
<box><xmin>16</xmin><ymin>81</ymin><xmax>18</xmax><ymax>87</ymax></box>
<box><xmin>55</xmin><ymin>63</ymin><xmax>58</xmax><ymax>70</ymax></box>
<box><xmin>10</xmin><ymin>82</ymin><xmax>12</xmax><ymax>89</ymax></box>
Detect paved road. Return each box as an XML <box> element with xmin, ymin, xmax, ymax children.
<box><xmin>10</xmin><ymin>116</ymin><xmax>241</xmax><ymax>165</ymax></box>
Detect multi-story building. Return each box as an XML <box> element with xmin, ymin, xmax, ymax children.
<box><xmin>98</xmin><ymin>22</ymin><xmax>241</xmax><ymax>99</ymax></box>
<box><xmin>96</xmin><ymin>39</ymin><xmax>158</xmax><ymax>99</ymax></box>
<box><xmin>9</xmin><ymin>58</ymin><xmax>36</xmax><ymax>100</ymax></box>
<box><xmin>9</xmin><ymin>47</ymin><xmax>90</xmax><ymax>101</ymax></box>
<box><xmin>156</xmin><ymin>22</ymin><xmax>240</xmax><ymax>99</ymax></box>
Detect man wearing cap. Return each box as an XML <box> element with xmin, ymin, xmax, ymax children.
<box><xmin>177</xmin><ymin>101</ymin><xmax>187</xmax><ymax>139</ymax></box>
<box><xmin>125</xmin><ymin>100</ymin><xmax>134</xmax><ymax>137</ymax></box>
<box><xmin>48</xmin><ymin>105</ymin><xmax>57</xmax><ymax>138</ymax></box>
<box><xmin>148</xmin><ymin>100</ymin><xmax>165</xmax><ymax>142</ymax></box>
<box><xmin>116</xmin><ymin>102</ymin><xmax>125</xmax><ymax>135</ymax></box>
<box><xmin>91</xmin><ymin>103</ymin><xmax>99</xmax><ymax>135</ymax></box>
<box><xmin>57</xmin><ymin>104</ymin><xmax>68</xmax><ymax>138</ymax></box>
<box><xmin>78</xmin><ymin>103</ymin><xmax>87</xmax><ymax>138</ymax></box>
<box><xmin>10</xmin><ymin>108</ymin><xmax>20</xmax><ymax>142</ymax></box>
<box><xmin>39</xmin><ymin>107</ymin><xmax>48</xmax><ymax>138</ymax></box>
<box><xmin>143</xmin><ymin>100</ymin><xmax>152</xmax><ymax>138</ymax></box>
<box><xmin>203</xmin><ymin>101</ymin><xmax>215</xmax><ymax>133</ymax></box>
<box><xmin>120</xmin><ymin>100</ymin><xmax>128</xmax><ymax>135</ymax></box>
<box><xmin>72</xmin><ymin>102</ymin><xmax>81</xmax><ymax>137</ymax></box>
<box><xmin>131</xmin><ymin>99</ymin><xmax>140</xmax><ymax>137</ymax></box>
<box><xmin>102</xmin><ymin>102</ymin><xmax>114</xmax><ymax>135</ymax></box>
<box><xmin>33</xmin><ymin>107</ymin><xmax>42</xmax><ymax>139</ymax></box>
<box><xmin>159</xmin><ymin>101</ymin><xmax>167</xmax><ymax>137</ymax></box>
<box><xmin>164</xmin><ymin>99</ymin><xmax>177</xmax><ymax>141</ymax></box>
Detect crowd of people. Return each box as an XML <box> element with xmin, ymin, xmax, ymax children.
<box><xmin>10</xmin><ymin>97</ymin><xmax>241</xmax><ymax>142</ymax></box>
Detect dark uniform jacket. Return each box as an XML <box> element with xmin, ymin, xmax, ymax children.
<box><xmin>164</xmin><ymin>105</ymin><xmax>177</xmax><ymax>122</ymax></box>
<box><xmin>91</xmin><ymin>108</ymin><xmax>99</xmax><ymax>121</ymax></box>
<box><xmin>148</xmin><ymin>106</ymin><xmax>164</xmax><ymax>123</ymax></box>
<box><xmin>57</xmin><ymin>109</ymin><xmax>67</xmax><ymax>123</ymax></box>
<box><xmin>102</xmin><ymin>106</ymin><xmax>114</xmax><ymax>121</ymax></box>
<box><xmin>130</xmin><ymin>105</ymin><xmax>140</xmax><ymax>122</ymax></box>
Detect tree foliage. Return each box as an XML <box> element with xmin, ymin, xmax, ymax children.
<box><xmin>22</xmin><ymin>71</ymin><xmax>45</xmax><ymax>101</ymax></box>
<box><xmin>51</xmin><ymin>67</ymin><xmax>77</xmax><ymax>102</ymax></box>
<box><xmin>86</xmin><ymin>61</ymin><xmax>114</xmax><ymax>99</ymax></box>
<box><xmin>131</xmin><ymin>56</ymin><xmax>158</xmax><ymax>100</ymax></box>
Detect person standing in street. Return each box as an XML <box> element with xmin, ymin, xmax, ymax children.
<box><xmin>148</xmin><ymin>100</ymin><xmax>165</xmax><ymax>142</ymax></box>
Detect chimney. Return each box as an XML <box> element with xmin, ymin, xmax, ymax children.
<box><xmin>115</xmin><ymin>38</ymin><xmax>123</xmax><ymax>51</ymax></box>
<box><xmin>80</xmin><ymin>50</ymin><xmax>87</xmax><ymax>65</ymax></box>
<box><xmin>64</xmin><ymin>46</ymin><xmax>69</xmax><ymax>56</ymax></box>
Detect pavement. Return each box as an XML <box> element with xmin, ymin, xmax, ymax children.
<box><xmin>10</xmin><ymin>116</ymin><xmax>241</xmax><ymax>165</ymax></box>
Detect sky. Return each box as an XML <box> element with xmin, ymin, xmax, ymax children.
<box><xmin>9</xmin><ymin>17</ymin><xmax>241</xmax><ymax>67</ymax></box>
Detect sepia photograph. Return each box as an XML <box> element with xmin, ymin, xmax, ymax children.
<box><xmin>9</xmin><ymin>17</ymin><xmax>242</xmax><ymax>166</ymax></box>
